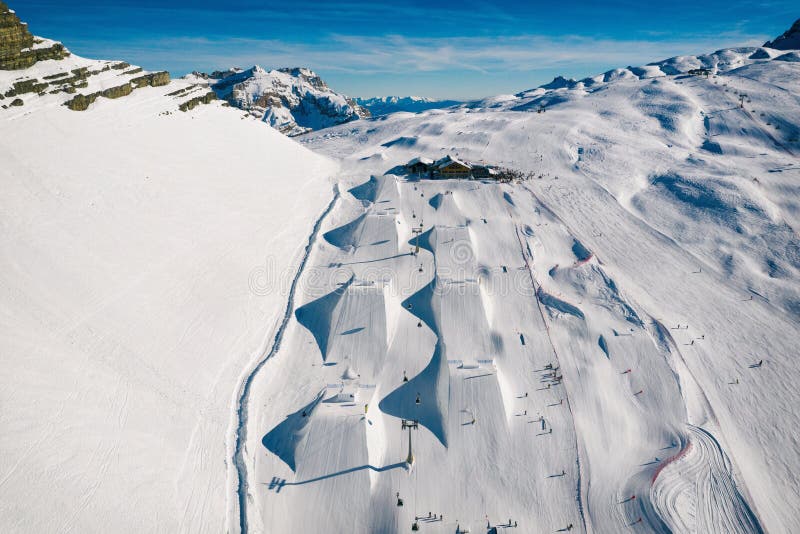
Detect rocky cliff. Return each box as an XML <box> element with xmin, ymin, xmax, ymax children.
<box><xmin>764</xmin><ymin>19</ymin><xmax>800</xmax><ymax>50</ymax></box>
<box><xmin>0</xmin><ymin>2</ymin><xmax>219</xmax><ymax>114</ymax></box>
<box><xmin>0</xmin><ymin>1</ymin><xmax>68</xmax><ymax>70</ymax></box>
<box><xmin>198</xmin><ymin>66</ymin><xmax>369</xmax><ymax>136</ymax></box>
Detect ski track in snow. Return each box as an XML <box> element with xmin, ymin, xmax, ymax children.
<box><xmin>238</xmin><ymin>174</ymin><xmax>768</xmax><ymax>534</ymax></box>
<box><xmin>651</xmin><ymin>426</ymin><xmax>764</xmax><ymax>534</ymax></box>
<box><xmin>229</xmin><ymin>185</ymin><xmax>340</xmax><ymax>534</ymax></box>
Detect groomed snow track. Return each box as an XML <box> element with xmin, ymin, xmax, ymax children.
<box><xmin>228</xmin><ymin>185</ymin><xmax>340</xmax><ymax>534</ymax></box>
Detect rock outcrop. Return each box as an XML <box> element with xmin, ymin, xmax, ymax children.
<box><xmin>764</xmin><ymin>19</ymin><xmax>800</xmax><ymax>50</ymax></box>
<box><xmin>0</xmin><ymin>1</ymin><xmax>69</xmax><ymax>70</ymax></box>
<box><xmin>200</xmin><ymin>66</ymin><xmax>369</xmax><ymax>136</ymax></box>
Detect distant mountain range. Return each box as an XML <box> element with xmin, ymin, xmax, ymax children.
<box><xmin>354</xmin><ymin>95</ymin><xmax>461</xmax><ymax>116</ymax></box>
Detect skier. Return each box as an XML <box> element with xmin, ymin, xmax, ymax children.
<box><xmin>561</xmin><ymin>469</ymin><xmax>566</xmax><ymax>476</ymax></box>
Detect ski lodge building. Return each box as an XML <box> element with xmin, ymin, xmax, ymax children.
<box><xmin>404</xmin><ymin>155</ymin><xmax>498</xmax><ymax>179</ymax></box>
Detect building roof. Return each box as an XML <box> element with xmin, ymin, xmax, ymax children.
<box><xmin>406</xmin><ymin>156</ymin><xmax>433</xmax><ymax>167</ymax></box>
<box><xmin>436</xmin><ymin>156</ymin><xmax>471</xmax><ymax>170</ymax></box>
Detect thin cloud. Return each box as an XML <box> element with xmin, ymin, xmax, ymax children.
<box><xmin>72</xmin><ymin>31</ymin><xmax>769</xmax><ymax>76</ymax></box>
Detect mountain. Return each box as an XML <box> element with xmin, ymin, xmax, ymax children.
<box><xmin>4</xmin><ymin>2</ymin><xmax>800</xmax><ymax>533</ymax></box>
<box><xmin>290</xmin><ymin>29</ymin><xmax>800</xmax><ymax>534</ymax></box>
<box><xmin>355</xmin><ymin>95</ymin><xmax>461</xmax><ymax>116</ymax></box>
<box><xmin>764</xmin><ymin>18</ymin><xmax>800</xmax><ymax>50</ymax></box>
<box><xmin>1</xmin><ymin>3</ymin><xmax>337</xmax><ymax>533</ymax></box>
<box><xmin>196</xmin><ymin>66</ymin><xmax>369</xmax><ymax>136</ymax></box>
<box><xmin>0</xmin><ymin>1</ymin><xmax>220</xmax><ymax>113</ymax></box>
<box><xmin>506</xmin><ymin>45</ymin><xmax>796</xmax><ymax>108</ymax></box>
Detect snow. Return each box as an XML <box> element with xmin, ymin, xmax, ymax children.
<box><xmin>259</xmin><ymin>44</ymin><xmax>797</xmax><ymax>533</ymax></box>
<box><xmin>0</xmin><ymin>51</ymin><xmax>337</xmax><ymax>533</ymax></box>
<box><xmin>2</xmin><ymin>19</ymin><xmax>800</xmax><ymax>534</ymax></box>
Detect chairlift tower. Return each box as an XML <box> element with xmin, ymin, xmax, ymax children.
<box><xmin>401</xmin><ymin>419</ymin><xmax>419</xmax><ymax>464</ymax></box>
<box><xmin>739</xmin><ymin>93</ymin><xmax>748</xmax><ymax>108</ymax></box>
<box><xmin>412</xmin><ymin>225</ymin><xmax>423</xmax><ymax>255</ymax></box>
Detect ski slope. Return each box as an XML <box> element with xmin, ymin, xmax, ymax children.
<box><xmin>0</xmin><ymin>51</ymin><xmax>337</xmax><ymax>533</ymax></box>
<box><xmin>2</xmin><ymin>9</ymin><xmax>800</xmax><ymax>533</ymax></box>
<box><xmin>235</xmin><ymin>46</ymin><xmax>800</xmax><ymax>533</ymax></box>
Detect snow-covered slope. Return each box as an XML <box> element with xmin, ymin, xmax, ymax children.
<box><xmin>355</xmin><ymin>96</ymin><xmax>461</xmax><ymax>116</ymax></box>
<box><xmin>0</xmin><ymin>5</ymin><xmax>338</xmax><ymax>533</ymax></box>
<box><xmin>230</xmin><ymin>28</ymin><xmax>800</xmax><ymax>534</ymax></box>
<box><xmin>199</xmin><ymin>66</ymin><xmax>369</xmax><ymax>136</ymax></box>
<box><xmin>4</xmin><ymin>2</ymin><xmax>800</xmax><ymax>533</ymax></box>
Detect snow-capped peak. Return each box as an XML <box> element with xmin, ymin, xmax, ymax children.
<box><xmin>204</xmin><ymin>65</ymin><xmax>368</xmax><ymax>136</ymax></box>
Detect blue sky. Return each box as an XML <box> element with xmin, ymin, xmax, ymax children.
<box><xmin>16</xmin><ymin>1</ymin><xmax>799</xmax><ymax>99</ymax></box>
